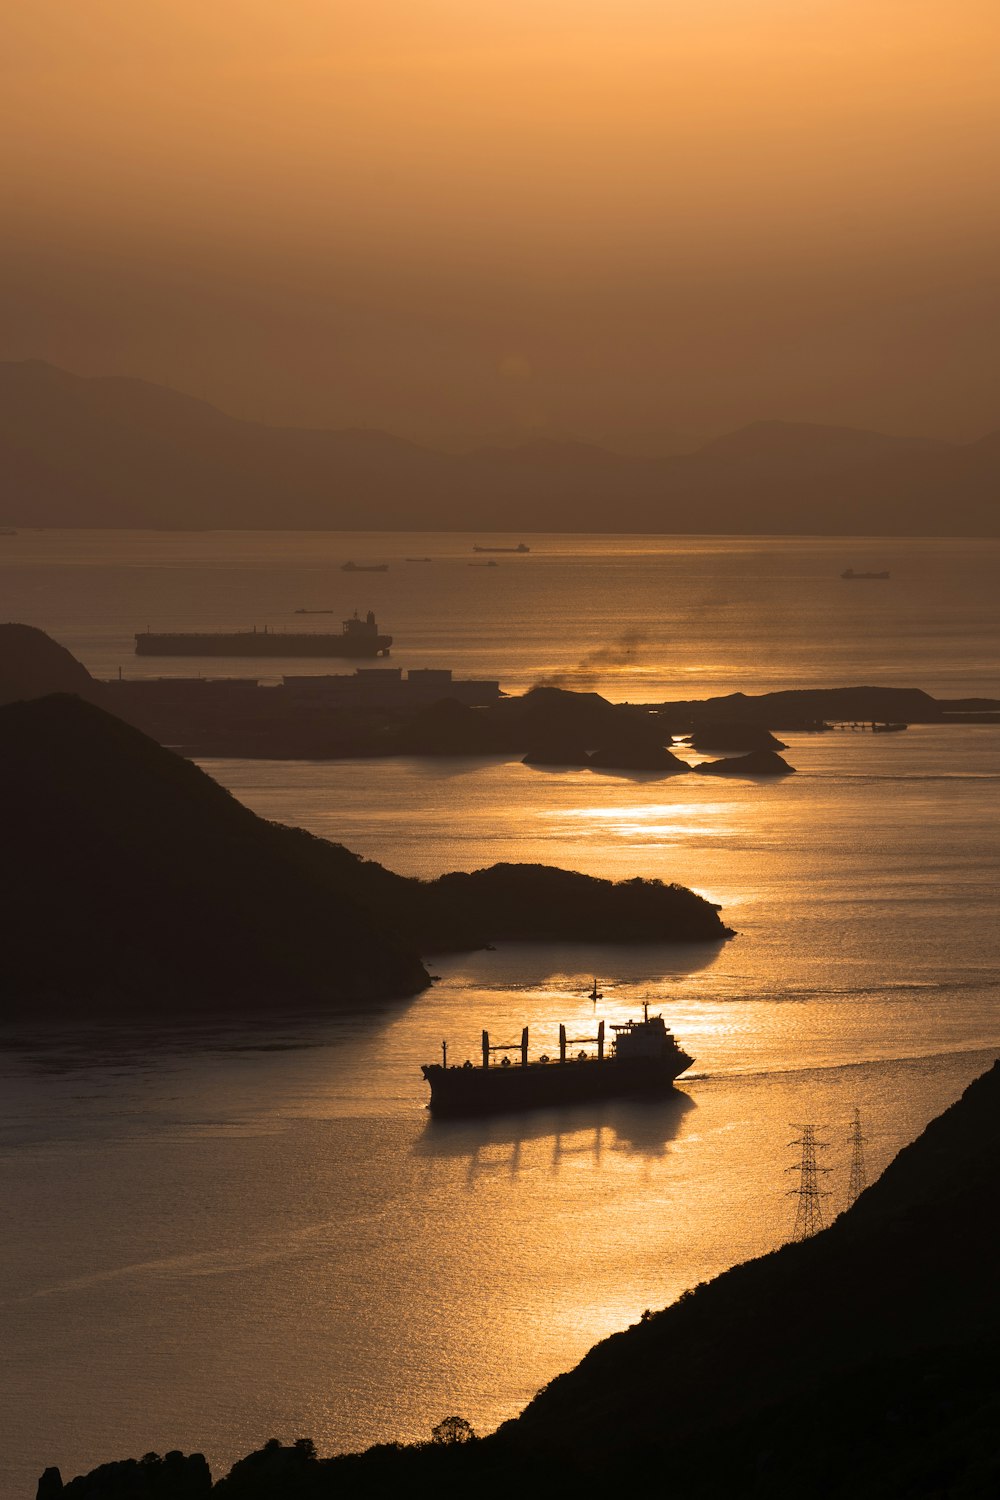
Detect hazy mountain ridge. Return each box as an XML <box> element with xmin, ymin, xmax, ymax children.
<box><xmin>2</xmin><ymin>360</ymin><xmax>997</xmax><ymax>534</ymax></box>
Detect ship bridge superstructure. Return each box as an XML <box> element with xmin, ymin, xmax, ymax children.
<box><xmin>610</xmin><ymin>1004</ymin><xmax>675</xmax><ymax>1061</ymax></box>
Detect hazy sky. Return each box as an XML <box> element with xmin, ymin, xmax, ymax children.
<box><xmin>3</xmin><ymin>1</ymin><xmax>999</xmax><ymax>446</ymax></box>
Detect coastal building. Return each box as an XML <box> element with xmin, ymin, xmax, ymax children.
<box><xmin>281</xmin><ymin>667</ymin><xmax>501</xmax><ymax>708</ymax></box>
<box><xmin>102</xmin><ymin>667</ymin><xmax>503</xmax><ymax>749</ymax></box>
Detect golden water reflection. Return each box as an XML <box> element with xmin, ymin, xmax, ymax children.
<box><xmin>417</xmin><ymin>1091</ymin><xmax>695</xmax><ymax>1181</ymax></box>
<box><xmin>551</xmin><ymin>801</ymin><xmax>740</xmax><ymax>844</ymax></box>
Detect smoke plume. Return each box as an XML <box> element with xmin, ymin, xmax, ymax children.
<box><xmin>534</xmin><ymin>631</ymin><xmax>648</xmax><ymax>691</ymax></box>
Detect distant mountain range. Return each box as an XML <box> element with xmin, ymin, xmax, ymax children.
<box><xmin>2</xmin><ymin>359</ymin><xmax>998</xmax><ymax>534</ymax></box>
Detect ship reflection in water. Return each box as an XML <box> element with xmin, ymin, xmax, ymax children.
<box><xmin>416</xmin><ymin>1090</ymin><xmax>696</xmax><ymax>1183</ymax></box>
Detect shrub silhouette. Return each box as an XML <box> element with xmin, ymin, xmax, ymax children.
<box><xmin>431</xmin><ymin>1415</ymin><xmax>476</xmax><ymax>1445</ymax></box>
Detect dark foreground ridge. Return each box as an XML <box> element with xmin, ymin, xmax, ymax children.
<box><xmin>0</xmin><ymin>694</ymin><xmax>729</xmax><ymax>1015</ymax></box>
<box><xmin>33</xmin><ymin>1062</ymin><xmax>1000</xmax><ymax>1494</ymax></box>
<box><xmin>37</xmin><ymin>1061</ymin><xmax>1000</xmax><ymax>1497</ymax></box>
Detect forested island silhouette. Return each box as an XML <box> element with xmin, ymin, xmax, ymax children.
<box><xmin>0</xmin><ymin>692</ymin><xmax>730</xmax><ymax>1015</ymax></box>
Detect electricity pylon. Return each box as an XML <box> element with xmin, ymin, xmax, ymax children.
<box><xmin>786</xmin><ymin>1124</ymin><xmax>830</xmax><ymax>1240</ymax></box>
<box><xmin>847</xmin><ymin>1107</ymin><xmax>868</xmax><ymax>1206</ymax></box>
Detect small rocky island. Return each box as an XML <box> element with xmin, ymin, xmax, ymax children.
<box><xmin>693</xmin><ymin>749</ymin><xmax>795</xmax><ymax>777</ymax></box>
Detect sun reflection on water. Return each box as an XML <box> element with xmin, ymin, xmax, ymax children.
<box><xmin>546</xmin><ymin>801</ymin><xmax>741</xmax><ymax>844</ymax></box>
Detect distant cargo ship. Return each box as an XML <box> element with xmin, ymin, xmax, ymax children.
<box><xmin>422</xmin><ymin>1002</ymin><xmax>693</xmax><ymax>1117</ymax></box>
<box><xmin>135</xmin><ymin>610</ymin><xmax>392</xmax><ymax>658</ymax></box>
<box><xmin>342</xmin><ymin>561</ymin><xmax>389</xmax><ymax>572</ymax></box>
<box><xmin>472</xmin><ymin>543</ymin><xmax>530</xmax><ymax>554</ymax></box>
<box><xmin>841</xmin><ymin>568</ymin><xmax>889</xmax><ymax>579</ymax></box>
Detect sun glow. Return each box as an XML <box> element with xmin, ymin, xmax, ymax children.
<box><xmin>553</xmin><ymin>803</ymin><xmax>741</xmax><ymax>844</ymax></box>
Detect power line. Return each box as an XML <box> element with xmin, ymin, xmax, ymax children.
<box><xmin>786</xmin><ymin>1123</ymin><xmax>831</xmax><ymax>1240</ymax></box>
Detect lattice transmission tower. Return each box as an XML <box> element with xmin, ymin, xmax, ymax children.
<box><xmin>847</xmin><ymin>1107</ymin><xmax>868</xmax><ymax>1206</ymax></box>
<box><xmin>786</xmin><ymin>1124</ymin><xmax>830</xmax><ymax>1239</ymax></box>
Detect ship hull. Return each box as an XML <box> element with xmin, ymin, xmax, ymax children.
<box><xmin>422</xmin><ymin>1054</ymin><xmax>693</xmax><ymax>1118</ymax></box>
<box><xmin>135</xmin><ymin>632</ymin><xmax>392</xmax><ymax>657</ymax></box>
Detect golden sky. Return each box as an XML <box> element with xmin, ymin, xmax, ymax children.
<box><xmin>3</xmin><ymin>0</ymin><xmax>999</xmax><ymax>445</ymax></box>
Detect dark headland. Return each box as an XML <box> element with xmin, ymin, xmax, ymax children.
<box><xmin>0</xmin><ymin>693</ymin><xmax>730</xmax><ymax>1016</ymax></box>
<box><xmin>37</xmin><ymin>1060</ymin><xmax>1000</xmax><ymax>1497</ymax></box>
<box><xmin>101</xmin><ymin>672</ymin><xmax>998</xmax><ymax>764</ymax></box>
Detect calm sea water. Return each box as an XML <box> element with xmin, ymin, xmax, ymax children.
<box><xmin>2</xmin><ymin>529</ymin><xmax>999</xmax><ymax>699</ymax></box>
<box><xmin>1</xmin><ymin>532</ymin><xmax>999</xmax><ymax>1495</ymax></box>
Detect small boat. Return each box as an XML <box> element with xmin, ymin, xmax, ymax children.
<box><xmin>841</xmin><ymin>568</ymin><xmax>889</xmax><ymax>580</ymax></box>
<box><xmin>342</xmin><ymin>561</ymin><xmax>389</xmax><ymax>572</ymax></box>
<box><xmin>405</xmin><ymin>557</ymin><xmax>433</xmax><ymax>563</ymax></box>
<box><xmin>872</xmin><ymin>722</ymin><xmax>907</xmax><ymax>733</ymax></box>
<box><xmin>589</xmin><ymin>979</ymin><xmax>603</xmax><ymax>1001</ymax></box>
<box><xmin>469</xmin><ymin>560</ymin><xmax>499</xmax><ymax>567</ymax></box>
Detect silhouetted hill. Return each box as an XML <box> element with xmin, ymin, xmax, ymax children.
<box><xmin>426</xmin><ymin>865</ymin><xmax>726</xmax><ymax>945</ymax></box>
<box><xmin>494</xmin><ymin>686</ymin><xmax>626</xmax><ymax>747</ymax></box>
<box><xmin>0</xmin><ymin>361</ymin><xmax>447</xmax><ymax>530</ymax></box>
<box><xmin>487</xmin><ymin>1062</ymin><xmax>1000</xmax><ymax>1497</ymax></box>
<box><xmin>661</xmin><ymin>685</ymin><xmax>944</xmax><ymax>729</ymax></box>
<box><xmin>0</xmin><ymin>621</ymin><xmax>106</xmax><ymax>707</ymax></box>
<box><xmin>39</xmin><ymin>1062</ymin><xmax>1000</xmax><ymax>1496</ymax></box>
<box><xmin>588</xmin><ymin>741</ymin><xmax>690</xmax><ymax>773</ymax></box>
<box><xmin>3</xmin><ymin>361</ymin><xmax>998</xmax><ymax>534</ymax></box>
<box><xmin>0</xmin><ymin>694</ymin><xmax>427</xmax><ymax>1012</ymax></box>
<box><xmin>688</xmin><ymin>721</ymin><xmax>786</xmax><ymax>751</ymax></box>
<box><xmin>1</xmin><ymin>695</ymin><xmax>729</xmax><ymax>1014</ymax></box>
<box><xmin>696</xmin><ymin>418</ymin><xmax>944</xmax><ymax>474</ymax></box>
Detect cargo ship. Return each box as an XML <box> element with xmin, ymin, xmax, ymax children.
<box><xmin>422</xmin><ymin>1002</ymin><xmax>693</xmax><ymax>1117</ymax></box>
<box><xmin>135</xmin><ymin>610</ymin><xmax>392</xmax><ymax>658</ymax></box>
<box><xmin>841</xmin><ymin>568</ymin><xmax>889</xmax><ymax>579</ymax></box>
<box><xmin>472</xmin><ymin>543</ymin><xmax>530</xmax><ymax>554</ymax></box>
